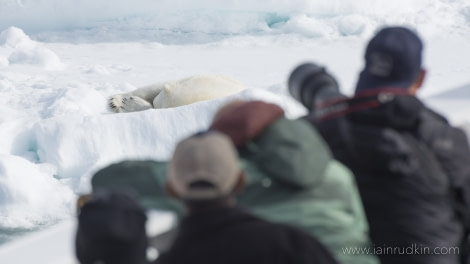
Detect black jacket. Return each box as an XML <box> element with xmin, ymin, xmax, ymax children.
<box><xmin>155</xmin><ymin>206</ymin><xmax>338</xmax><ymax>264</ymax></box>
<box><xmin>310</xmin><ymin>93</ymin><xmax>470</xmax><ymax>264</ymax></box>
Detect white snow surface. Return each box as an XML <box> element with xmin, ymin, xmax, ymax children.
<box><xmin>0</xmin><ymin>0</ymin><xmax>468</xmax><ymax>250</ymax></box>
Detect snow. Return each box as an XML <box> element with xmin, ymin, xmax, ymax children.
<box><xmin>0</xmin><ymin>210</ymin><xmax>175</xmax><ymax>264</ymax></box>
<box><xmin>0</xmin><ymin>0</ymin><xmax>469</xmax><ymax>256</ymax></box>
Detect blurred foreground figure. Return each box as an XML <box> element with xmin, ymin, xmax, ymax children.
<box><xmin>209</xmin><ymin>100</ymin><xmax>378</xmax><ymax>264</ymax></box>
<box><xmin>156</xmin><ymin>131</ymin><xmax>339</xmax><ymax>264</ymax></box>
<box><xmin>289</xmin><ymin>26</ymin><xmax>470</xmax><ymax>264</ymax></box>
<box><xmin>91</xmin><ymin>101</ymin><xmax>379</xmax><ymax>264</ymax></box>
<box><xmin>75</xmin><ymin>190</ymin><xmax>149</xmax><ymax>264</ymax></box>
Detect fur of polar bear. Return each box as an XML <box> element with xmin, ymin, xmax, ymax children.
<box><xmin>108</xmin><ymin>74</ymin><xmax>247</xmax><ymax>113</ymax></box>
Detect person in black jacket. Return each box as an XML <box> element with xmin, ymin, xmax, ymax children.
<box><xmin>155</xmin><ymin>131</ymin><xmax>339</xmax><ymax>264</ymax></box>
<box><xmin>293</xmin><ymin>26</ymin><xmax>470</xmax><ymax>264</ymax></box>
<box><xmin>75</xmin><ymin>190</ymin><xmax>149</xmax><ymax>264</ymax></box>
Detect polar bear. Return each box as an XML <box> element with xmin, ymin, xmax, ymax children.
<box><xmin>108</xmin><ymin>74</ymin><xmax>247</xmax><ymax>113</ymax></box>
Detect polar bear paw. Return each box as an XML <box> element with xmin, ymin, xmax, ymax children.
<box><xmin>108</xmin><ymin>94</ymin><xmax>124</xmax><ymax>112</ymax></box>
<box><xmin>108</xmin><ymin>94</ymin><xmax>153</xmax><ymax>113</ymax></box>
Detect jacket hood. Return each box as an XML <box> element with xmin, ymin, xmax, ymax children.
<box><xmin>240</xmin><ymin>117</ymin><xmax>331</xmax><ymax>189</ymax></box>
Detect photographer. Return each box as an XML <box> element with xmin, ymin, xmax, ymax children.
<box><xmin>289</xmin><ymin>26</ymin><xmax>470</xmax><ymax>264</ymax></box>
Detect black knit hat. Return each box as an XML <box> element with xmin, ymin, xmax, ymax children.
<box><xmin>75</xmin><ymin>190</ymin><xmax>148</xmax><ymax>264</ymax></box>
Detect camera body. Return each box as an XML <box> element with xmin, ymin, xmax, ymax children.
<box><xmin>288</xmin><ymin>62</ymin><xmax>405</xmax><ymax>122</ymax></box>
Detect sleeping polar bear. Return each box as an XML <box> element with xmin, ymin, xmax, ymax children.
<box><xmin>108</xmin><ymin>74</ymin><xmax>247</xmax><ymax>113</ymax></box>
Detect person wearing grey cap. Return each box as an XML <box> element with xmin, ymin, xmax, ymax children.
<box><xmin>155</xmin><ymin>131</ymin><xmax>339</xmax><ymax>264</ymax></box>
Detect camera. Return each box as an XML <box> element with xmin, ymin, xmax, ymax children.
<box><xmin>288</xmin><ymin>62</ymin><xmax>343</xmax><ymax>112</ymax></box>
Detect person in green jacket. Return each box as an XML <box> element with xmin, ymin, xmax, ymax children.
<box><xmin>91</xmin><ymin>100</ymin><xmax>379</xmax><ymax>264</ymax></box>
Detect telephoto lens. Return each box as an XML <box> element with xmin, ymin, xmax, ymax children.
<box><xmin>288</xmin><ymin>63</ymin><xmax>341</xmax><ymax>111</ymax></box>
